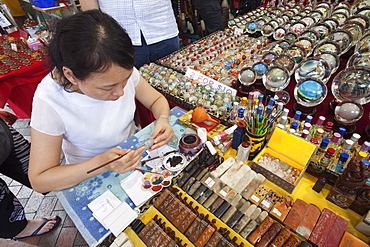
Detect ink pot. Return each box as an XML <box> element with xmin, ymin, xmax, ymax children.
<box><xmin>179</xmin><ymin>134</ymin><xmax>203</xmax><ymax>155</ymax></box>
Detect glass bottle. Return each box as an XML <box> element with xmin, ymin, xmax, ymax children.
<box><xmin>327</xmin><ymin>132</ymin><xmax>341</xmax><ymax>151</ymax></box>
<box><xmin>322</xmin><ymin>121</ymin><xmax>334</xmax><ymax>139</ymax></box>
<box><xmin>239</xmin><ymin>97</ymin><xmax>248</xmax><ymax>111</ymax></box>
<box><xmin>313</xmin><ymin>147</ymin><xmax>335</xmax><ymax>173</ymax></box>
<box><xmin>290</xmin><ymin>121</ymin><xmax>299</xmax><ymax>133</ymax></box>
<box><xmin>236</xmin><ymin>108</ymin><xmax>245</xmax><ymax>122</ymax></box>
<box><xmin>311</xmin><ymin>138</ymin><xmax>330</xmax><ymax>164</ymax></box>
<box><xmin>229</xmin><ymin>102</ymin><xmax>239</xmax><ymax>123</ymax></box>
<box><xmin>293</xmin><ymin>110</ymin><xmax>302</xmax><ymax>126</ymax></box>
<box><xmin>349</xmin><ymin>133</ymin><xmax>361</xmax><ymax>155</ymax></box>
<box><xmin>301</xmin><ymin>129</ymin><xmax>310</xmax><ymax>140</ymax></box>
<box><xmin>333</xmin><ymin>139</ymin><xmax>354</xmax><ymax>171</ymax></box>
<box><xmin>330</xmin><ymin>153</ymin><xmax>350</xmax><ymax>173</ymax></box>
<box><xmin>309</xmin><ymin>116</ymin><xmax>325</xmax><ymax>138</ymax></box>
<box><xmin>313</xmin><ymin>128</ymin><xmax>324</xmax><ymax>144</ymax></box>
<box><xmin>337</xmin><ymin>127</ymin><xmax>346</xmax><ymax>145</ymax></box>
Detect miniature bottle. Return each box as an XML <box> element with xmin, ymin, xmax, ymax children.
<box><xmin>349</xmin><ymin>133</ymin><xmax>361</xmax><ymax>156</ymax></box>
<box><xmin>229</xmin><ymin>102</ymin><xmax>239</xmax><ymax>122</ymax></box>
<box><xmin>301</xmin><ymin>129</ymin><xmax>310</xmax><ymax>140</ymax></box>
<box><xmin>231</xmin><ymin>120</ymin><xmax>246</xmax><ymax>150</ymax></box>
<box><xmin>309</xmin><ymin>116</ymin><xmax>325</xmax><ymax>138</ymax></box>
<box><xmin>311</xmin><ymin>138</ymin><xmax>330</xmax><ymax>164</ymax></box>
<box><xmin>312</xmin><ymin>128</ymin><xmax>324</xmax><ymax>144</ymax></box>
<box><xmin>239</xmin><ymin>97</ymin><xmax>248</xmax><ymax>111</ymax></box>
<box><xmin>322</xmin><ymin>121</ymin><xmax>334</xmax><ymax>139</ymax></box>
<box><xmin>312</xmin><ymin>147</ymin><xmax>335</xmax><ymax>173</ymax></box>
<box><xmin>236</xmin><ymin>108</ymin><xmax>245</xmax><ymax>122</ymax></box>
<box><xmin>293</xmin><ymin>110</ymin><xmax>302</xmax><ymax>125</ymax></box>
<box><xmin>290</xmin><ymin>121</ymin><xmax>299</xmax><ymax>132</ymax></box>
<box><xmin>331</xmin><ymin>153</ymin><xmax>350</xmax><ymax>173</ymax></box>
<box><xmin>327</xmin><ymin>132</ymin><xmax>341</xmax><ymax>151</ymax></box>
<box><xmin>334</xmin><ymin>139</ymin><xmax>354</xmax><ymax>170</ymax></box>
<box><xmin>337</xmin><ymin>127</ymin><xmax>346</xmax><ymax>144</ymax></box>
<box><xmin>360</xmin><ymin>141</ymin><xmax>370</xmax><ymax>153</ymax></box>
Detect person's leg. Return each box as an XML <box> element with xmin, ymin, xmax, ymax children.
<box><xmin>0</xmin><ymin>121</ymin><xmax>31</xmax><ymax>188</ymax></box>
<box><xmin>194</xmin><ymin>0</ymin><xmax>224</xmax><ymax>34</ymax></box>
<box><xmin>148</xmin><ymin>35</ymin><xmax>179</xmax><ymax>63</ymax></box>
<box><xmin>133</xmin><ymin>33</ymin><xmax>150</xmax><ymax>69</ymax></box>
<box><xmin>0</xmin><ymin>178</ymin><xmax>27</xmax><ymax>238</ymax></box>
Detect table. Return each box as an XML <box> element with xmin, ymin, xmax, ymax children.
<box><xmin>0</xmin><ymin>30</ymin><xmax>49</xmax><ymax>118</ymax></box>
<box><xmin>55</xmin><ymin>106</ymin><xmax>187</xmax><ymax>246</ymax></box>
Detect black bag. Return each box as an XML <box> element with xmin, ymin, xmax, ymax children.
<box><xmin>235</xmin><ymin>0</ymin><xmax>260</xmax><ymax>16</ymax></box>
<box><xmin>0</xmin><ymin>118</ymin><xmax>13</xmax><ymax>165</ymax></box>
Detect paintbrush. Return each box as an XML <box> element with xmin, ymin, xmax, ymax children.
<box><xmin>87</xmin><ymin>154</ymin><xmax>127</xmax><ymax>174</ymax></box>
<box><xmin>134</xmin><ymin>168</ymin><xmax>163</xmax><ymax>175</ymax></box>
<box><xmin>141</xmin><ymin>149</ymin><xmax>178</xmax><ymax>163</ymax></box>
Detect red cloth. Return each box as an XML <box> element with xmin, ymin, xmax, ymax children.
<box><xmin>0</xmin><ymin>60</ymin><xmax>49</xmax><ymax>118</ymax></box>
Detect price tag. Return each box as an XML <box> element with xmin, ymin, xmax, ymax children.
<box><xmin>11</xmin><ymin>43</ymin><xmax>17</xmax><ymax>51</ymax></box>
<box><xmin>261</xmin><ymin>200</ymin><xmax>271</xmax><ymax>209</ymax></box>
<box><xmin>205</xmin><ymin>177</ymin><xmax>216</xmax><ymax>188</ymax></box>
<box><xmin>219</xmin><ymin>189</ymin><xmax>227</xmax><ymax>197</ymax></box>
<box><xmin>272</xmin><ymin>208</ymin><xmax>282</xmax><ymax>217</ymax></box>
<box><xmin>185</xmin><ymin>68</ymin><xmax>237</xmax><ymax>96</ymax></box>
<box><xmin>250</xmin><ymin>194</ymin><xmax>260</xmax><ymax>203</ymax></box>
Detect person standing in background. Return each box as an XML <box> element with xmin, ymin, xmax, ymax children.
<box><xmin>80</xmin><ymin>0</ymin><xmax>179</xmax><ymax>69</ymax></box>
<box><xmin>194</xmin><ymin>0</ymin><xmax>224</xmax><ymax>35</ymax></box>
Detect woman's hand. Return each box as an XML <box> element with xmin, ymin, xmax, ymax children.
<box><xmin>149</xmin><ymin>117</ymin><xmax>174</xmax><ymax>150</ymax></box>
<box><xmin>103</xmin><ymin>146</ymin><xmax>145</xmax><ymax>174</ymax></box>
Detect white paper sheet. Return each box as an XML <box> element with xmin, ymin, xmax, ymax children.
<box><xmin>120</xmin><ymin>170</ymin><xmax>158</xmax><ymax>207</ymax></box>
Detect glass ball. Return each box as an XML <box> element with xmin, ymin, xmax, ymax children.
<box><xmin>294</xmin><ymin>78</ymin><xmax>327</xmax><ymax>107</ymax></box>
<box><xmin>334</xmin><ymin>101</ymin><xmax>364</xmax><ymax>124</ymax></box>
<box><xmin>238</xmin><ymin>67</ymin><xmax>256</xmax><ymax>86</ymax></box>
<box><xmin>263</xmin><ymin>66</ymin><xmax>290</xmax><ymax>92</ymax></box>
<box><xmin>252</xmin><ymin>62</ymin><xmax>269</xmax><ymax>79</ymax></box>
<box><xmin>331</xmin><ymin>66</ymin><xmax>370</xmax><ymax>104</ymax></box>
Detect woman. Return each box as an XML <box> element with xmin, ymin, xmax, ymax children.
<box><xmin>29</xmin><ymin>10</ymin><xmax>174</xmax><ymax>193</ymax></box>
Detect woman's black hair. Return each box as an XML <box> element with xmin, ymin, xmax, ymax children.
<box><xmin>48</xmin><ymin>10</ymin><xmax>135</xmax><ymax>89</ymax></box>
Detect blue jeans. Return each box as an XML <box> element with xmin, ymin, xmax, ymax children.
<box><xmin>134</xmin><ymin>34</ymin><xmax>179</xmax><ymax>69</ymax></box>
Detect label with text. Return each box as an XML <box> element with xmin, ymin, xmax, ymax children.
<box><xmin>185</xmin><ymin>68</ymin><xmax>237</xmax><ymax>96</ymax></box>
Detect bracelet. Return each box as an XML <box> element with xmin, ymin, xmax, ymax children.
<box><xmin>158</xmin><ymin>116</ymin><xmax>169</xmax><ymax>120</ymax></box>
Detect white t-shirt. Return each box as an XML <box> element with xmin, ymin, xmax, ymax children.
<box><xmin>31</xmin><ymin>68</ymin><xmax>140</xmax><ymax>164</ymax></box>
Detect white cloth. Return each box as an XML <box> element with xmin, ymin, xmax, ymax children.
<box><xmin>30</xmin><ymin>68</ymin><xmax>140</xmax><ymax>164</ymax></box>
<box><xmin>98</xmin><ymin>0</ymin><xmax>178</xmax><ymax>46</ymax></box>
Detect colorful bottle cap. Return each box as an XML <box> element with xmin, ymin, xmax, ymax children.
<box><xmin>338</xmin><ymin>127</ymin><xmax>346</xmax><ymax>136</ymax></box>
<box><xmin>360</xmin><ymin>141</ymin><xmax>370</xmax><ymax>153</ymax></box>
<box><xmin>316</xmin><ymin>116</ymin><xmax>326</xmax><ymax>126</ymax></box>
<box><xmin>339</xmin><ymin>153</ymin><xmax>349</xmax><ymax>162</ymax></box>
<box><xmin>291</xmin><ymin>121</ymin><xmax>299</xmax><ymax>130</ymax></box>
<box><xmin>320</xmin><ymin>138</ymin><xmax>330</xmax><ymax>149</ymax></box>
<box><xmin>350</xmin><ymin>133</ymin><xmax>361</xmax><ymax>143</ymax></box>
<box><xmin>330</xmin><ymin>132</ymin><xmax>341</xmax><ymax>143</ymax></box>
<box><xmin>294</xmin><ymin>111</ymin><xmax>302</xmax><ymax>121</ymax></box>
<box><xmin>305</xmin><ymin>115</ymin><xmax>313</xmax><ymax>123</ymax></box>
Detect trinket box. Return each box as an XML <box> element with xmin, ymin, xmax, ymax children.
<box><xmin>251</xmin><ymin>128</ymin><xmax>317</xmax><ymax>193</ymax></box>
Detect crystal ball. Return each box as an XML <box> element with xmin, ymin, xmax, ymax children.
<box><xmin>332</xmin><ymin>67</ymin><xmax>370</xmax><ymax>104</ymax></box>
<box><xmin>238</xmin><ymin>68</ymin><xmax>256</xmax><ymax>86</ymax></box>
<box><xmin>263</xmin><ymin>67</ymin><xmax>289</xmax><ymax>91</ymax></box>
<box><xmin>334</xmin><ymin>102</ymin><xmax>364</xmax><ymax>124</ymax></box>
<box><xmin>295</xmin><ymin>79</ymin><xmax>327</xmax><ymax>107</ymax></box>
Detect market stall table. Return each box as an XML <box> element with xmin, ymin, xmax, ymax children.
<box><xmin>0</xmin><ymin>55</ymin><xmax>48</xmax><ymax>118</ymax></box>
<box><xmin>54</xmin><ymin>106</ymin><xmax>187</xmax><ymax>246</ymax></box>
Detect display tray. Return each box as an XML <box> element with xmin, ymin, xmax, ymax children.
<box><xmin>251</xmin><ymin>128</ymin><xmax>317</xmax><ymax>193</ymax></box>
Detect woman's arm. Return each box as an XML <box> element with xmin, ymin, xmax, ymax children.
<box><xmin>135</xmin><ymin>75</ymin><xmax>174</xmax><ymax>150</ymax></box>
<box><xmin>29</xmin><ymin>128</ymin><xmax>145</xmax><ymax>193</ymax></box>
<box><xmin>79</xmin><ymin>0</ymin><xmax>99</xmax><ymax>11</ymax></box>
